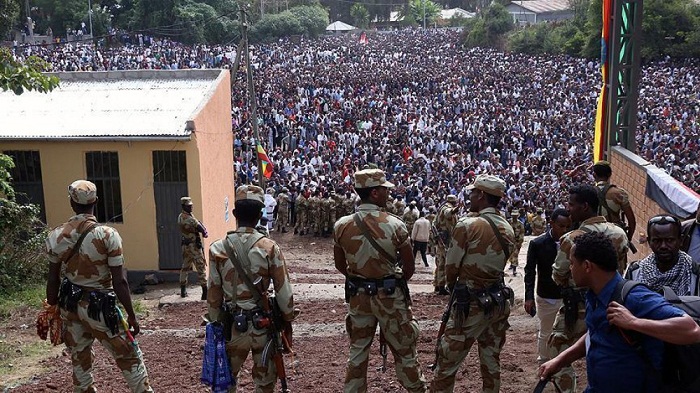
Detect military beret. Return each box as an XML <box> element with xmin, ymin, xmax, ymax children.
<box><xmin>181</xmin><ymin>196</ymin><xmax>193</xmax><ymax>205</ymax></box>
<box><xmin>446</xmin><ymin>195</ymin><xmax>457</xmax><ymax>203</ymax></box>
<box><xmin>354</xmin><ymin>169</ymin><xmax>394</xmax><ymax>189</ymax></box>
<box><xmin>236</xmin><ymin>185</ymin><xmax>265</xmax><ymax>204</ymax></box>
<box><xmin>466</xmin><ymin>174</ymin><xmax>506</xmax><ymax>197</ymax></box>
<box><xmin>68</xmin><ymin>180</ymin><xmax>98</xmax><ymax>205</ymax></box>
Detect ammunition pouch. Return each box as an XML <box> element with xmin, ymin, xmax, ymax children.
<box><xmin>58</xmin><ymin>278</ymin><xmax>82</xmax><ymax>314</ymax></box>
<box><xmin>86</xmin><ymin>291</ymin><xmax>119</xmax><ymax>335</ymax></box>
<box><xmin>561</xmin><ymin>287</ymin><xmax>587</xmax><ymax>330</ymax></box>
<box><xmin>452</xmin><ymin>283</ymin><xmax>471</xmax><ymax>328</ymax></box>
<box><xmin>195</xmin><ymin>236</ymin><xmax>203</xmax><ymax>250</ymax></box>
<box><xmin>222</xmin><ymin>304</ymin><xmax>269</xmax><ymax>336</ymax></box>
<box><xmin>345</xmin><ymin>277</ymin><xmax>407</xmax><ymax>301</ymax></box>
<box><xmin>452</xmin><ymin>282</ymin><xmax>514</xmax><ymax>327</ymax></box>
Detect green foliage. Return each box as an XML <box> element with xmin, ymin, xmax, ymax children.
<box><xmin>0</xmin><ymin>154</ymin><xmax>49</xmax><ymax>298</ymax></box>
<box><xmin>250</xmin><ymin>5</ymin><xmax>328</xmax><ymax>42</ymax></box>
<box><xmin>288</xmin><ymin>5</ymin><xmax>329</xmax><ymax>37</ymax></box>
<box><xmin>461</xmin><ymin>3</ymin><xmax>512</xmax><ymax>49</ymax></box>
<box><xmin>0</xmin><ymin>284</ymin><xmax>45</xmax><ymax>320</ymax></box>
<box><xmin>0</xmin><ymin>48</ymin><xmax>60</xmax><ymax>95</ymax></box>
<box><xmin>0</xmin><ymin>0</ymin><xmax>20</xmax><ymax>39</ymax></box>
<box><xmin>171</xmin><ymin>0</ymin><xmax>238</xmax><ymax>44</ymax></box>
<box><xmin>400</xmin><ymin>0</ymin><xmax>441</xmax><ymax>27</ymax></box>
<box><xmin>350</xmin><ymin>3</ymin><xmax>370</xmax><ymax>28</ymax></box>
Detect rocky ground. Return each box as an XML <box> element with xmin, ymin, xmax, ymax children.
<box><xmin>2</xmin><ymin>233</ymin><xmax>587</xmax><ymax>392</ymax></box>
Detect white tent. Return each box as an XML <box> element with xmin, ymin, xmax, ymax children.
<box><xmin>326</xmin><ymin>21</ymin><xmax>357</xmax><ymax>32</ymax></box>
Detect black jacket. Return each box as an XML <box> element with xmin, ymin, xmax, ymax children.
<box><xmin>681</xmin><ymin>219</ymin><xmax>698</xmax><ymax>253</ymax></box>
<box><xmin>524</xmin><ymin>231</ymin><xmax>562</xmax><ymax>300</ymax></box>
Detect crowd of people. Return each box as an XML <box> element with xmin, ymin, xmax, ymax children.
<box><xmin>11</xmin><ymin>29</ymin><xmax>700</xmax><ymax>217</ymax></box>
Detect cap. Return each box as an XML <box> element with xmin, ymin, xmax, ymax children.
<box><xmin>281</xmin><ymin>187</ymin><xmax>289</xmax><ymax>193</ymax></box>
<box><xmin>466</xmin><ymin>174</ymin><xmax>506</xmax><ymax>197</ymax></box>
<box><xmin>446</xmin><ymin>195</ymin><xmax>457</xmax><ymax>203</ymax></box>
<box><xmin>181</xmin><ymin>196</ymin><xmax>193</xmax><ymax>205</ymax></box>
<box><xmin>354</xmin><ymin>169</ymin><xmax>394</xmax><ymax>189</ymax></box>
<box><xmin>68</xmin><ymin>180</ymin><xmax>98</xmax><ymax>205</ymax></box>
<box><xmin>235</xmin><ymin>185</ymin><xmax>265</xmax><ymax>204</ymax></box>
<box><xmin>593</xmin><ymin>160</ymin><xmax>611</xmax><ymax>168</ymax></box>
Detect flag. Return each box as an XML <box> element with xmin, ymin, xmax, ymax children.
<box><xmin>359</xmin><ymin>31</ymin><xmax>368</xmax><ymax>45</ymax></box>
<box><xmin>256</xmin><ymin>143</ymin><xmax>273</xmax><ymax>179</ymax></box>
<box><xmin>594</xmin><ymin>0</ymin><xmax>613</xmax><ymax>162</ymax></box>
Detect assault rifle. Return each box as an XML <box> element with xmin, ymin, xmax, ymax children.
<box><xmin>260</xmin><ymin>286</ymin><xmax>293</xmax><ymax>393</ymax></box>
<box><xmin>430</xmin><ymin>286</ymin><xmax>457</xmax><ymax>371</ymax></box>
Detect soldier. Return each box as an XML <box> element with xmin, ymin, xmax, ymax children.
<box><xmin>434</xmin><ymin>195</ymin><xmax>460</xmax><ymax>295</ymax></box>
<box><xmin>179</xmin><ymin>196</ymin><xmax>208</xmax><ymax>299</ymax></box>
<box><xmin>531</xmin><ymin>208</ymin><xmax>546</xmax><ymax>236</ymax></box>
<box><xmin>431</xmin><ymin>174</ymin><xmax>515</xmax><ymax>393</ymax></box>
<box><xmin>328</xmin><ymin>190</ymin><xmax>339</xmax><ymax>230</ymax></box>
<box><xmin>294</xmin><ymin>188</ymin><xmax>308</xmax><ymax>235</ymax></box>
<box><xmin>207</xmin><ymin>185</ymin><xmax>295</xmax><ymax>392</ymax></box>
<box><xmin>308</xmin><ymin>190</ymin><xmax>321</xmax><ymax>236</ymax></box>
<box><xmin>426</xmin><ymin>207</ymin><xmax>438</xmax><ymax>256</ymax></box>
<box><xmin>342</xmin><ymin>190</ymin><xmax>356</xmax><ymax>217</ymax></box>
<box><xmin>403</xmin><ymin>200</ymin><xmax>419</xmax><ymax>235</ymax></box>
<box><xmin>548</xmin><ymin>184</ymin><xmax>629</xmax><ymax>393</ymax></box>
<box><xmin>395</xmin><ymin>195</ymin><xmax>407</xmax><ymax>215</ymax></box>
<box><xmin>592</xmin><ymin>161</ymin><xmax>637</xmax><ymax>244</ymax></box>
<box><xmin>385</xmin><ymin>195</ymin><xmax>396</xmax><ymax>215</ymax></box>
<box><xmin>320</xmin><ymin>192</ymin><xmax>332</xmax><ymax>237</ymax></box>
<box><xmin>46</xmin><ymin>180</ymin><xmax>153</xmax><ymax>393</ymax></box>
<box><xmin>334</xmin><ymin>168</ymin><xmax>427</xmax><ymax>393</ymax></box>
<box><xmin>275</xmin><ymin>187</ymin><xmax>290</xmax><ymax>233</ymax></box>
<box><xmin>508</xmin><ymin>211</ymin><xmax>525</xmax><ymax>277</ymax></box>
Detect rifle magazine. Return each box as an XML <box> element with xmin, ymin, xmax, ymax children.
<box><xmin>261</xmin><ymin>339</ymin><xmax>274</xmax><ymax>367</ymax></box>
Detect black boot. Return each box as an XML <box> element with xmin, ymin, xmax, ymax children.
<box><xmin>201</xmin><ymin>285</ymin><xmax>208</xmax><ymax>301</ymax></box>
<box><xmin>180</xmin><ymin>285</ymin><xmax>187</xmax><ymax>298</ymax></box>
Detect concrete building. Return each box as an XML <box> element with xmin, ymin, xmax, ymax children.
<box><xmin>506</xmin><ymin>0</ymin><xmax>574</xmax><ymax>25</ymax></box>
<box><xmin>0</xmin><ymin>69</ymin><xmax>234</xmax><ymax>279</ymax></box>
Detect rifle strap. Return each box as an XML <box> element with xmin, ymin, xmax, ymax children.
<box><xmin>481</xmin><ymin>213</ymin><xmax>512</xmax><ymax>263</ymax></box>
<box><xmin>223</xmin><ymin>232</ymin><xmax>266</xmax><ymax>304</ymax></box>
<box><xmin>353</xmin><ymin>213</ymin><xmax>396</xmax><ymax>265</ymax></box>
<box><xmin>63</xmin><ymin>222</ymin><xmax>99</xmax><ymax>265</ymax></box>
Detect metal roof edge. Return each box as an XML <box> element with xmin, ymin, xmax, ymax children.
<box><xmin>187</xmin><ymin>69</ymin><xmax>229</xmax><ymax>131</ymax></box>
<box><xmin>46</xmin><ymin>69</ymin><xmax>227</xmax><ymax>81</ymax></box>
<box><xmin>0</xmin><ymin>135</ymin><xmax>192</xmax><ymax>142</ymax></box>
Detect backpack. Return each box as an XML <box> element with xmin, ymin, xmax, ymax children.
<box><xmin>613</xmin><ymin>279</ymin><xmax>700</xmax><ymax>392</ymax></box>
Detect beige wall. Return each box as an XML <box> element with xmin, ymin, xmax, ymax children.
<box><xmin>610</xmin><ymin>146</ymin><xmax>677</xmax><ymax>258</ymax></box>
<box><xmin>190</xmin><ymin>70</ymin><xmax>235</xmax><ymax>254</ymax></box>
<box><xmin>1</xmin><ymin>139</ymin><xmax>195</xmax><ymax>271</ymax></box>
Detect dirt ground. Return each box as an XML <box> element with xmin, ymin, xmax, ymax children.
<box><xmin>2</xmin><ymin>233</ymin><xmax>587</xmax><ymax>392</ymax></box>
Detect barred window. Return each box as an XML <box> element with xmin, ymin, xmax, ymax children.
<box><xmin>86</xmin><ymin>152</ymin><xmax>123</xmax><ymax>223</ymax></box>
<box><xmin>3</xmin><ymin>150</ymin><xmax>46</xmax><ymax>222</ymax></box>
<box><xmin>153</xmin><ymin>151</ymin><xmax>187</xmax><ymax>182</ymax></box>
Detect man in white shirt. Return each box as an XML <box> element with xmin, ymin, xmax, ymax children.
<box><xmin>411</xmin><ymin>212</ymin><xmax>431</xmax><ymax>267</ymax></box>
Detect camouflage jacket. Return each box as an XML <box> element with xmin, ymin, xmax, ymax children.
<box><xmin>46</xmin><ymin>214</ymin><xmax>122</xmax><ymax>289</ymax></box>
<box><xmin>511</xmin><ymin>219</ymin><xmax>525</xmax><ymax>247</ymax></box>
<box><xmin>179</xmin><ymin>211</ymin><xmax>202</xmax><ymax>242</ymax></box>
<box><xmin>436</xmin><ymin>202</ymin><xmax>459</xmax><ymax>234</ymax></box>
<box><xmin>595</xmin><ymin>181</ymin><xmax>631</xmax><ymax>225</ymax></box>
<box><xmin>207</xmin><ymin>227</ymin><xmax>295</xmax><ymax>322</ymax></box>
<box><xmin>446</xmin><ymin>207</ymin><xmax>515</xmax><ymax>290</ymax></box>
<box><xmin>552</xmin><ymin>216</ymin><xmax>629</xmax><ymax>288</ymax></box>
<box><xmin>403</xmin><ymin>208</ymin><xmax>419</xmax><ymax>229</ymax></box>
<box><xmin>333</xmin><ymin>203</ymin><xmax>409</xmax><ymax>279</ymax></box>
<box><xmin>276</xmin><ymin>193</ymin><xmax>290</xmax><ymax>211</ymax></box>
<box><xmin>531</xmin><ymin>216</ymin><xmax>546</xmax><ymax>233</ymax></box>
<box><xmin>296</xmin><ymin>194</ymin><xmax>307</xmax><ymax>212</ymax></box>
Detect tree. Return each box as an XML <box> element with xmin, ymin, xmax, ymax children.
<box><xmin>1</xmin><ymin>48</ymin><xmax>59</xmax><ymax>95</ymax></box>
<box><xmin>288</xmin><ymin>4</ymin><xmax>329</xmax><ymax>37</ymax></box>
<box><xmin>400</xmin><ymin>0</ymin><xmax>441</xmax><ymax>27</ymax></box>
<box><xmin>0</xmin><ymin>0</ymin><xmax>20</xmax><ymax>40</ymax></box>
<box><xmin>350</xmin><ymin>3</ymin><xmax>370</xmax><ymax>28</ymax></box>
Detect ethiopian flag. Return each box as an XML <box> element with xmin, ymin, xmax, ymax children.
<box><xmin>257</xmin><ymin>143</ymin><xmax>274</xmax><ymax>179</ymax></box>
<box><xmin>594</xmin><ymin>0</ymin><xmax>613</xmax><ymax>162</ymax></box>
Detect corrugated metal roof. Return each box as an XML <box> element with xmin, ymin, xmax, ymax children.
<box><xmin>0</xmin><ymin>69</ymin><xmax>226</xmax><ymax>140</ymax></box>
<box><xmin>510</xmin><ymin>0</ymin><xmax>571</xmax><ymax>14</ymax></box>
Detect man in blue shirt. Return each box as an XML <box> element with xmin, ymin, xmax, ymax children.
<box><xmin>539</xmin><ymin>232</ymin><xmax>700</xmax><ymax>393</ymax></box>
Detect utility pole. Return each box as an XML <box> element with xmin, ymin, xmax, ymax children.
<box><xmin>422</xmin><ymin>0</ymin><xmax>426</xmax><ymax>29</ymax></box>
<box><xmin>88</xmin><ymin>0</ymin><xmax>94</xmax><ymax>42</ymax></box>
<box><xmin>234</xmin><ymin>3</ymin><xmax>265</xmax><ymax>187</ymax></box>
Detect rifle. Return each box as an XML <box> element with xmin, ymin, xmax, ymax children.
<box><xmin>430</xmin><ymin>286</ymin><xmax>457</xmax><ymax>371</ymax></box>
<box><xmin>259</xmin><ymin>282</ymin><xmax>292</xmax><ymax>393</ymax></box>
<box><xmin>430</xmin><ymin>224</ymin><xmax>445</xmax><ymax>249</ymax></box>
<box><xmin>377</xmin><ymin>330</ymin><xmax>388</xmax><ymax>373</ymax></box>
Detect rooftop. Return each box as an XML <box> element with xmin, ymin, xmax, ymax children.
<box><xmin>508</xmin><ymin>0</ymin><xmax>571</xmax><ymax>14</ymax></box>
<box><xmin>0</xmin><ymin>69</ymin><xmax>227</xmax><ymax>141</ymax></box>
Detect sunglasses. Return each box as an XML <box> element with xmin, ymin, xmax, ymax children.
<box><xmin>648</xmin><ymin>215</ymin><xmax>680</xmax><ymax>226</ymax></box>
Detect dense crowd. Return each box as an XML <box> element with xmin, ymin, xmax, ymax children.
<box><xmin>12</xmin><ymin>29</ymin><xmax>700</xmax><ymax>217</ymax></box>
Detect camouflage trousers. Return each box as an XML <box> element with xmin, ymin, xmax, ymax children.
<box><xmin>225</xmin><ymin>322</ymin><xmax>277</xmax><ymax>393</ymax></box>
<box><xmin>431</xmin><ymin>303</ymin><xmax>510</xmax><ymax>393</ymax></box>
<box><xmin>344</xmin><ymin>289</ymin><xmax>427</xmax><ymax>393</ymax></box>
<box><xmin>276</xmin><ymin>208</ymin><xmax>289</xmax><ymax>231</ymax></box>
<box><xmin>508</xmin><ymin>246</ymin><xmax>521</xmax><ymax>268</ymax></box>
<box><xmin>61</xmin><ymin>304</ymin><xmax>152</xmax><ymax>393</ymax></box>
<box><xmin>546</xmin><ymin>302</ymin><xmax>586</xmax><ymax>393</ymax></box>
<box><xmin>433</xmin><ymin>244</ymin><xmax>446</xmax><ymax>288</ymax></box>
<box><xmin>295</xmin><ymin>210</ymin><xmax>307</xmax><ymax>233</ymax></box>
<box><xmin>180</xmin><ymin>243</ymin><xmax>206</xmax><ymax>285</ymax></box>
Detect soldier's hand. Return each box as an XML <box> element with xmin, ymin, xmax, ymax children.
<box><xmin>524</xmin><ymin>300</ymin><xmax>535</xmax><ymax>315</ymax></box>
<box><xmin>128</xmin><ymin>315</ymin><xmax>141</xmax><ymax>336</ymax></box>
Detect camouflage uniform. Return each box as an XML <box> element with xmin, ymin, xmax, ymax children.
<box><xmin>334</xmin><ymin>169</ymin><xmax>427</xmax><ymax>393</ymax></box>
<box><xmin>548</xmin><ymin>216</ymin><xmax>629</xmax><ymax>393</ymax></box>
<box><xmin>275</xmin><ymin>189</ymin><xmax>290</xmax><ymax>233</ymax></box>
<box><xmin>342</xmin><ymin>194</ymin><xmax>356</xmax><ymax>217</ymax></box>
<box><xmin>385</xmin><ymin>197</ymin><xmax>396</xmax><ymax>215</ymax></box>
<box><xmin>320</xmin><ymin>195</ymin><xmax>332</xmax><ymax>235</ymax></box>
<box><xmin>308</xmin><ymin>193</ymin><xmax>321</xmax><ymax>236</ymax></box>
<box><xmin>46</xmin><ymin>214</ymin><xmax>153</xmax><ymax>393</ymax></box>
<box><xmin>403</xmin><ymin>205</ymin><xmax>419</xmax><ymax>236</ymax></box>
<box><xmin>531</xmin><ymin>213</ymin><xmax>546</xmax><ymax>236</ymax></box>
<box><xmin>426</xmin><ymin>210</ymin><xmax>437</xmax><ymax>256</ymax></box>
<box><xmin>394</xmin><ymin>198</ymin><xmax>407</xmax><ymax>216</ymax></box>
<box><xmin>431</xmin><ymin>206</ymin><xmax>515</xmax><ymax>393</ymax></box>
<box><xmin>508</xmin><ymin>214</ymin><xmax>525</xmax><ymax>271</ymax></box>
<box><xmin>208</xmin><ymin>186</ymin><xmax>295</xmax><ymax>393</ymax></box>
<box><xmin>179</xmin><ymin>209</ymin><xmax>207</xmax><ymax>286</ymax></box>
<box><xmin>434</xmin><ymin>198</ymin><xmax>459</xmax><ymax>290</ymax></box>
<box><xmin>294</xmin><ymin>193</ymin><xmax>307</xmax><ymax>235</ymax></box>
